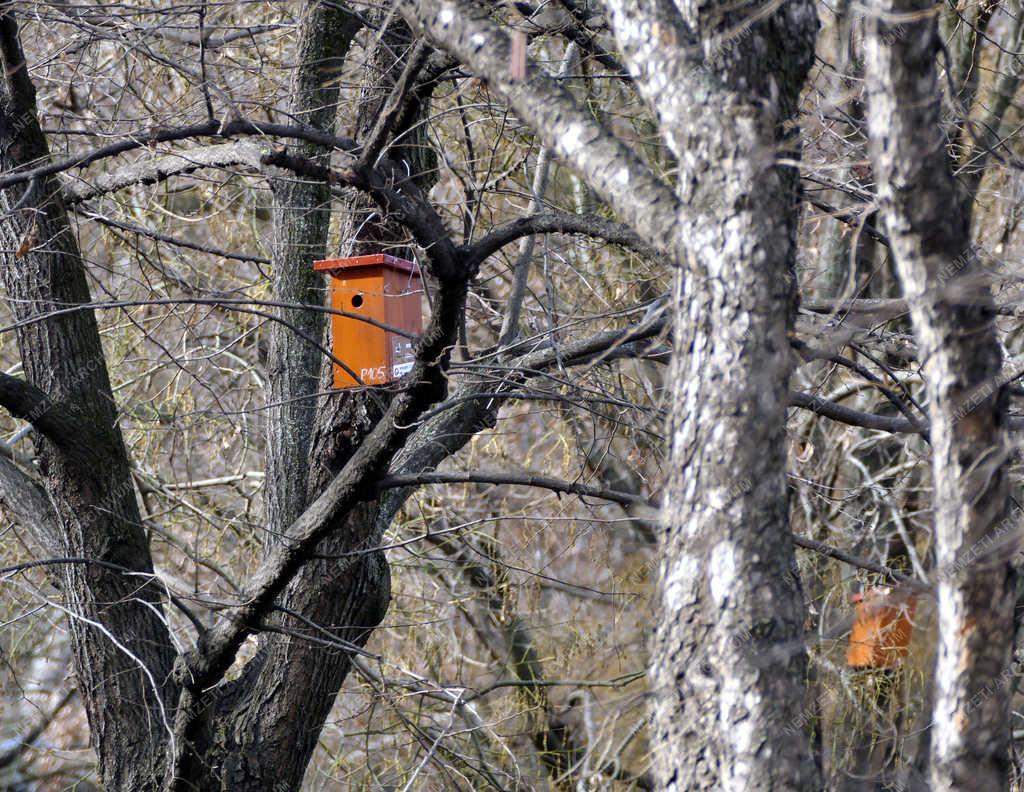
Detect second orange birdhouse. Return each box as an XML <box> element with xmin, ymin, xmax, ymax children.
<box><xmin>314</xmin><ymin>254</ymin><xmax>424</xmax><ymax>389</ymax></box>
<box><xmin>846</xmin><ymin>586</ymin><xmax>917</xmax><ymax>669</ymax></box>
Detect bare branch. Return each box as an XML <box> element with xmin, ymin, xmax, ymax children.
<box><xmin>61</xmin><ymin>141</ymin><xmax>269</xmax><ymax>205</ymax></box>
<box><xmin>0</xmin><ymin>453</ymin><xmax>59</xmax><ymax>554</ymax></box>
<box><xmin>398</xmin><ymin>0</ymin><xmax>682</xmax><ymax>260</ymax></box>
<box><xmin>0</xmin><ymin>118</ymin><xmax>358</xmax><ymax>193</ymax></box>
<box><xmin>463</xmin><ymin>210</ymin><xmax>658</xmax><ymax>267</ymax></box>
<box><xmin>377</xmin><ymin>469</ymin><xmax>653</xmax><ymax>508</ymax></box>
<box><xmin>0</xmin><ymin>372</ymin><xmax>105</xmax><ymax>459</ymax></box>
<box><xmin>77</xmin><ymin>210</ymin><xmax>270</xmax><ymax>267</ymax></box>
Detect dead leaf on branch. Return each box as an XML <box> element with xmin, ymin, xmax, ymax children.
<box><xmin>15</xmin><ymin>221</ymin><xmax>37</xmax><ymax>258</ymax></box>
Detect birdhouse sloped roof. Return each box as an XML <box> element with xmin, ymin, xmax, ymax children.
<box><xmin>313</xmin><ymin>254</ymin><xmax>419</xmax><ymax>277</ymax></box>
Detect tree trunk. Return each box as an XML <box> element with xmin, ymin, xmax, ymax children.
<box><xmin>265</xmin><ymin>0</ymin><xmax>360</xmax><ymax>541</ymax></box>
<box><xmin>603</xmin><ymin>1</ymin><xmax>820</xmax><ymax>788</ymax></box>
<box><xmin>185</xmin><ymin>388</ymin><xmax>390</xmax><ymax>791</ymax></box>
<box><xmin>865</xmin><ymin>2</ymin><xmax>1016</xmax><ymax>789</ymax></box>
<box><xmin>173</xmin><ymin>5</ymin><xmax>375</xmax><ymax>789</ymax></box>
<box><xmin>0</xmin><ymin>11</ymin><xmax>175</xmax><ymax>790</ymax></box>
<box><xmin>182</xmin><ymin>14</ymin><xmax>438</xmax><ymax>790</ymax></box>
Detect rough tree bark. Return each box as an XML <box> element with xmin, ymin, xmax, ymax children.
<box><xmin>602</xmin><ymin>1</ymin><xmax>820</xmax><ymax>789</ymax></box>
<box><xmin>265</xmin><ymin>0</ymin><xmax>360</xmax><ymax>550</ymax></box>
<box><xmin>865</xmin><ymin>3</ymin><xmax>1017</xmax><ymax>790</ymax></box>
<box><xmin>397</xmin><ymin>1</ymin><xmax>820</xmax><ymax>786</ymax></box>
<box><xmin>183</xmin><ymin>13</ymin><xmax>433</xmax><ymax>791</ymax></box>
<box><xmin>0</xmin><ymin>10</ymin><xmax>175</xmax><ymax>790</ymax></box>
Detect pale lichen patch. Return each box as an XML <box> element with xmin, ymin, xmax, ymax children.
<box><xmin>559</xmin><ymin>122</ymin><xmax>585</xmax><ymax>156</ymax></box>
<box><xmin>709</xmin><ymin>541</ymin><xmax>737</xmax><ymax>606</ymax></box>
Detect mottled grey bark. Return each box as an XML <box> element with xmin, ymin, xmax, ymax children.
<box><xmin>865</xmin><ymin>3</ymin><xmax>1016</xmax><ymax>790</ymax></box>
<box><xmin>394</xmin><ymin>9</ymin><xmax>821</xmax><ymax>784</ymax></box>
<box><xmin>0</xmin><ymin>11</ymin><xmax>176</xmax><ymax>790</ymax></box>
<box><xmin>602</xmin><ymin>0</ymin><xmax>820</xmax><ymax>789</ymax></box>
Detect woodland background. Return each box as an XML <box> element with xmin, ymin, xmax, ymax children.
<box><xmin>0</xmin><ymin>0</ymin><xmax>1020</xmax><ymax>790</ymax></box>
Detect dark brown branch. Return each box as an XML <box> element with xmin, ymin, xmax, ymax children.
<box><xmin>0</xmin><ymin>556</ymin><xmax>205</xmax><ymax>633</ymax></box>
<box><xmin>803</xmin><ymin>297</ymin><xmax>1024</xmax><ymax>318</ymax></box>
<box><xmin>792</xmin><ymin>339</ymin><xmax>928</xmax><ymax>432</ymax></box>
<box><xmin>0</xmin><ymin>297</ymin><xmax>417</xmax><ymax>341</ymax></box>
<box><xmin>791</xmin><ymin>535</ymin><xmax>928</xmax><ymax>592</ymax></box>
<box><xmin>154</xmin><ymin>23</ymin><xmax>286</xmax><ymax>49</ymax></box>
<box><xmin>789</xmin><ymin>390</ymin><xmax>1024</xmax><ymax>433</ymax></box>
<box><xmin>378</xmin><ymin>470</ymin><xmax>653</xmax><ymax>507</ymax></box>
<box><xmin>461</xmin><ymin>210</ymin><xmax>658</xmax><ymax>266</ymax></box>
<box><xmin>358</xmin><ymin>38</ymin><xmax>433</xmax><ymax>167</ymax></box>
<box><xmin>77</xmin><ymin>210</ymin><xmax>270</xmax><ymax>265</ymax></box>
<box><xmin>0</xmin><ymin>372</ymin><xmax>104</xmax><ymax>458</ymax></box>
<box><xmin>377</xmin><ymin>311</ymin><xmax>670</xmax><ymax>537</ymax></box>
<box><xmin>58</xmin><ymin>140</ymin><xmax>457</xmax><ymax>287</ymax></box>
<box><xmin>502</xmin><ymin>312</ymin><xmax>669</xmax><ymax>369</ymax></box>
<box><xmin>789</xmin><ymin>390</ymin><xmax>922</xmax><ymax>433</ymax></box>
<box><xmin>806</xmin><ymin>197</ymin><xmax>888</xmax><ymax>245</ymax></box>
<box><xmin>381</xmin><ymin>476</ymin><xmax>930</xmax><ymax>595</ymax></box>
<box><xmin>512</xmin><ymin>1</ymin><xmax>627</xmax><ymax>76</ymax></box>
<box><xmin>258</xmin><ymin>148</ymin><xmax>461</xmax><ymax>279</ymax></box>
<box><xmin>0</xmin><ymin>297</ymin><xmax>400</xmax><ymax>389</ymax></box>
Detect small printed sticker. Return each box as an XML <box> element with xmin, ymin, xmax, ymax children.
<box><xmin>392</xmin><ymin>362</ymin><xmax>414</xmax><ymax>378</ymax></box>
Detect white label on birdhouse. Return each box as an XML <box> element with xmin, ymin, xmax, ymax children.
<box><xmin>392</xmin><ymin>361</ymin><xmax>413</xmax><ymax>378</ymax></box>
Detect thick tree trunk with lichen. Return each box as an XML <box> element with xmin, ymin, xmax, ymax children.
<box><xmin>602</xmin><ymin>1</ymin><xmax>820</xmax><ymax>788</ymax></box>
<box><xmin>865</xmin><ymin>3</ymin><xmax>1016</xmax><ymax>790</ymax></box>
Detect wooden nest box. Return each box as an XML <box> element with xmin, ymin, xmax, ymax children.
<box><xmin>313</xmin><ymin>254</ymin><xmax>424</xmax><ymax>389</ymax></box>
<box><xmin>846</xmin><ymin>586</ymin><xmax>917</xmax><ymax>670</ymax></box>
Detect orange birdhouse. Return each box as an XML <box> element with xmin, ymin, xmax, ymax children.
<box><xmin>846</xmin><ymin>586</ymin><xmax>917</xmax><ymax>669</ymax></box>
<box><xmin>313</xmin><ymin>254</ymin><xmax>424</xmax><ymax>389</ymax></box>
